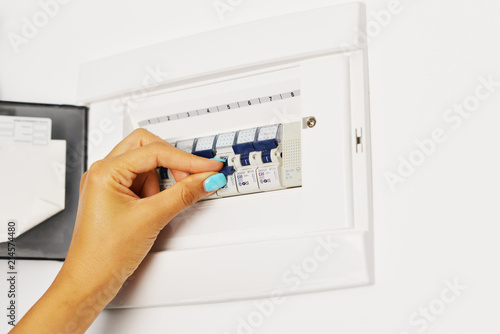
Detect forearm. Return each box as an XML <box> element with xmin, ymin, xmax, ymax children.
<box><xmin>10</xmin><ymin>263</ymin><xmax>123</xmax><ymax>334</ymax></box>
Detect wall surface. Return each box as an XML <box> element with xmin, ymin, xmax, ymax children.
<box><xmin>0</xmin><ymin>0</ymin><xmax>499</xmax><ymax>333</ymax></box>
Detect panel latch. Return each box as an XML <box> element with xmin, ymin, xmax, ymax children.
<box><xmin>355</xmin><ymin>128</ymin><xmax>363</xmax><ymax>153</ymax></box>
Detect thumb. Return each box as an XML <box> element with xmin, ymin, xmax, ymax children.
<box><xmin>141</xmin><ymin>172</ymin><xmax>226</xmax><ymax>228</ymax></box>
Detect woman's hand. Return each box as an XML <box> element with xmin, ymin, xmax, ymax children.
<box><xmin>12</xmin><ymin>129</ymin><xmax>225</xmax><ymax>334</ymax></box>
<box><xmin>68</xmin><ymin>128</ymin><xmax>225</xmax><ymax>289</ymax></box>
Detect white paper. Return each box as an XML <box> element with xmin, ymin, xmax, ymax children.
<box><xmin>0</xmin><ymin>115</ymin><xmax>51</xmax><ymax>146</ymax></box>
<box><xmin>0</xmin><ymin>140</ymin><xmax>66</xmax><ymax>242</ymax></box>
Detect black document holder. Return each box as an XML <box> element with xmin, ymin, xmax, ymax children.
<box><xmin>0</xmin><ymin>101</ymin><xmax>88</xmax><ymax>260</ymax></box>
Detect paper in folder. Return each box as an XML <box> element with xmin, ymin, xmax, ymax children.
<box><xmin>0</xmin><ymin>116</ymin><xmax>66</xmax><ymax>242</ymax></box>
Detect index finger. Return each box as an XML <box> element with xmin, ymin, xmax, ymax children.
<box><xmin>101</xmin><ymin>141</ymin><xmax>223</xmax><ymax>187</ymax></box>
<box><xmin>106</xmin><ymin>128</ymin><xmax>166</xmax><ymax>158</ymax></box>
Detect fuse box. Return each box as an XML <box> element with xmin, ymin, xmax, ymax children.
<box><xmin>79</xmin><ymin>2</ymin><xmax>373</xmax><ymax>309</ymax></box>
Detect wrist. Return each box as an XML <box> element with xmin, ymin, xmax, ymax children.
<box><xmin>56</xmin><ymin>258</ymin><xmax>126</xmax><ymax>307</ymax></box>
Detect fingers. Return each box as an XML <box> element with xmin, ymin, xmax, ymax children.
<box><xmin>140</xmin><ymin>172</ymin><xmax>220</xmax><ymax>226</ymax></box>
<box><xmin>130</xmin><ymin>170</ymin><xmax>160</xmax><ymax>198</ymax></box>
<box><xmin>99</xmin><ymin>141</ymin><xmax>222</xmax><ymax>188</ymax></box>
<box><xmin>105</xmin><ymin>128</ymin><xmax>167</xmax><ymax>158</ymax></box>
<box><xmin>140</xmin><ymin>170</ymin><xmax>161</xmax><ymax>198</ymax></box>
<box><xmin>170</xmin><ymin>169</ymin><xmax>190</xmax><ymax>182</ymax></box>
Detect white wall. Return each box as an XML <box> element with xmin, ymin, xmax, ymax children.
<box><xmin>0</xmin><ymin>0</ymin><xmax>499</xmax><ymax>333</ymax></box>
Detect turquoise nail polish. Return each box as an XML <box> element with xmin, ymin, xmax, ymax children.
<box><xmin>204</xmin><ymin>173</ymin><xmax>227</xmax><ymax>192</ymax></box>
<box><xmin>211</xmin><ymin>158</ymin><xmax>226</xmax><ymax>163</ymax></box>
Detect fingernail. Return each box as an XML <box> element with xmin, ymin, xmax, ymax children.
<box><xmin>204</xmin><ymin>173</ymin><xmax>227</xmax><ymax>192</ymax></box>
<box><xmin>211</xmin><ymin>158</ymin><xmax>226</xmax><ymax>163</ymax></box>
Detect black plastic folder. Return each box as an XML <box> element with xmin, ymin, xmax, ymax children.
<box><xmin>0</xmin><ymin>101</ymin><xmax>88</xmax><ymax>260</ymax></box>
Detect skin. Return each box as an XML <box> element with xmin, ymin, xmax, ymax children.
<box><xmin>11</xmin><ymin>129</ymin><xmax>223</xmax><ymax>334</ymax></box>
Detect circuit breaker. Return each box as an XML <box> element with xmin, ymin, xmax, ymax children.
<box><xmin>158</xmin><ymin>122</ymin><xmax>302</xmax><ymax>197</ymax></box>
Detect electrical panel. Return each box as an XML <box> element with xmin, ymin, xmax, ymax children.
<box><xmin>79</xmin><ymin>3</ymin><xmax>373</xmax><ymax>309</ymax></box>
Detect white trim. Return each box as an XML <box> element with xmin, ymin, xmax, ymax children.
<box><xmin>80</xmin><ymin>2</ymin><xmax>373</xmax><ymax>309</ymax></box>
<box><xmin>78</xmin><ymin>3</ymin><xmax>364</xmax><ymax>103</ymax></box>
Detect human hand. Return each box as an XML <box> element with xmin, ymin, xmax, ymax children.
<box><xmin>65</xmin><ymin>128</ymin><xmax>225</xmax><ymax>290</ymax></box>
<box><xmin>12</xmin><ymin>129</ymin><xmax>226</xmax><ymax>333</ymax></box>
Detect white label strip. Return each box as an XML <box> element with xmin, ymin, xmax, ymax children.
<box><xmin>0</xmin><ymin>116</ymin><xmax>52</xmax><ymax>146</ymax></box>
<box><xmin>138</xmin><ymin>89</ymin><xmax>300</xmax><ymax>128</ymax></box>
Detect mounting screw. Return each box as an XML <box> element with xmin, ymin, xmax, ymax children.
<box><xmin>306</xmin><ymin>117</ymin><xmax>317</xmax><ymax>128</ymax></box>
